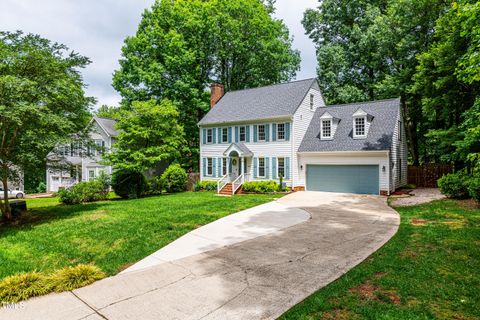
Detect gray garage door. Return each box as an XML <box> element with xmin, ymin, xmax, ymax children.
<box><xmin>306</xmin><ymin>165</ymin><xmax>379</xmax><ymax>195</ymax></box>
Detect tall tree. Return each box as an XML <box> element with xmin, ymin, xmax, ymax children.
<box><xmin>105</xmin><ymin>100</ymin><xmax>186</xmax><ymax>172</ymax></box>
<box><xmin>0</xmin><ymin>31</ymin><xmax>93</xmax><ymax>220</ymax></box>
<box><xmin>113</xmin><ymin>0</ymin><xmax>300</xmax><ymax>169</ymax></box>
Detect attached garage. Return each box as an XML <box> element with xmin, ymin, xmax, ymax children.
<box><xmin>306</xmin><ymin>164</ymin><xmax>380</xmax><ymax>195</ymax></box>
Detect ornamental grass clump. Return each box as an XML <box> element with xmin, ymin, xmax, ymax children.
<box><xmin>49</xmin><ymin>264</ymin><xmax>105</xmax><ymax>292</ymax></box>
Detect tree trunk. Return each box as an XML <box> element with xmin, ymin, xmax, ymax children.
<box><xmin>401</xmin><ymin>98</ymin><xmax>420</xmax><ymax>166</ymax></box>
<box><xmin>1</xmin><ymin>177</ymin><xmax>12</xmax><ymax>221</ymax></box>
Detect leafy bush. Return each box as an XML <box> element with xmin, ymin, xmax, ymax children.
<box><xmin>437</xmin><ymin>172</ymin><xmax>471</xmax><ymax>199</ymax></box>
<box><xmin>0</xmin><ymin>264</ymin><xmax>105</xmax><ymax>303</ymax></box>
<box><xmin>58</xmin><ymin>180</ymin><xmax>108</xmax><ymax>205</ymax></box>
<box><xmin>194</xmin><ymin>180</ymin><xmax>217</xmax><ymax>191</ymax></box>
<box><xmin>161</xmin><ymin>164</ymin><xmax>187</xmax><ymax>193</ymax></box>
<box><xmin>242</xmin><ymin>180</ymin><xmax>280</xmax><ymax>193</ymax></box>
<box><xmin>36</xmin><ymin>182</ymin><xmax>47</xmax><ymax>194</ymax></box>
<box><xmin>468</xmin><ymin>176</ymin><xmax>480</xmax><ymax>203</ymax></box>
<box><xmin>148</xmin><ymin>176</ymin><xmax>165</xmax><ymax>195</ymax></box>
<box><xmin>111</xmin><ymin>169</ymin><xmax>148</xmax><ymax>199</ymax></box>
<box><xmin>96</xmin><ymin>171</ymin><xmax>111</xmax><ymax>196</ymax></box>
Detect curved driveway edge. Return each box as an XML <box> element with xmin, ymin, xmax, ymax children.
<box><xmin>1</xmin><ymin>192</ymin><xmax>400</xmax><ymax>320</ymax></box>
<box><xmin>123</xmin><ymin>201</ymin><xmax>311</xmax><ymax>274</ymax></box>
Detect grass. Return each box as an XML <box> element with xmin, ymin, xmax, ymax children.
<box><xmin>281</xmin><ymin>199</ymin><xmax>480</xmax><ymax>320</ymax></box>
<box><xmin>0</xmin><ymin>192</ymin><xmax>282</xmax><ymax>280</ymax></box>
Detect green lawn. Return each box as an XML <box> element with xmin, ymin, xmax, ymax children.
<box><xmin>281</xmin><ymin>199</ymin><xmax>480</xmax><ymax>320</ymax></box>
<box><xmin>0</xmin><ymin>192</ymin><xmax>282</xmax><ymax>280</ymax></box>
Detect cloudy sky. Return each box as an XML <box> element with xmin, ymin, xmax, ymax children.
<box><xmin>0</xmin><ymin>0</ymin><xmax>319</xmax><ymax>108</ymax></box>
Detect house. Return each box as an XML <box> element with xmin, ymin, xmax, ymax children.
<box><xmin>198</xmin><ymin>78</ymin><xmax>407</xmax><ymax>195</ymax></box>
<box><xmin>46</xmin><ymin>117</ymin><xmax>118</xmax><ymax>192</ymax></box>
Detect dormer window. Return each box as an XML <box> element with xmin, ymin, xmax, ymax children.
<box><xmin>321</xmin><ymin>120</ymin><xmax>332</xmax><ymax>139</ymax></box>
<box><xmin>354</xmin><ymin>117</ymin><xmax>366</xmax><ymax>137</ymax></box>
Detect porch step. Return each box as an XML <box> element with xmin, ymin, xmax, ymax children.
<box><xmin>218</xmin><ymin>183</ymin><xmax>237</xmax><ymax>195</ymax></box>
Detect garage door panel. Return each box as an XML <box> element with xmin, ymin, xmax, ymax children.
<box><xmin>306</xmin><ymin>165</ymin><xmax>379</xmax><ymax>195</ymax></box>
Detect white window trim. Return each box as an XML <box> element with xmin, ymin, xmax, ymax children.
<box><xmin>257</xmin><ymin>124</ymin><xmax>266</xmax><ymax>142</ymax></box>
<box><xmin>353</xmin><ymin>116</ymin><xmax>367</xmax><ymax>139</ymax></box>
<box><xmin>277</xmin><ymin>157</ymin><xmax>285</xmax><ymax>178</ymax></box>
<box><xmin>222</xmin><ymin>157</ymin><xmax>227</xmax><ymax>176</ymax></box>
<box><xmin>239</xmin><ymin>126</ymin><xmax>246</xmax><ymax>142</ymax></box>
<box><xmin>206</xmin><ymin>128</ymin><xmax>213</xmax><ymax>144</ymax></box>
<box><xmin>320</xmin><ymin>119</ymin><xmax>333</xmax><ymax>140</ymax></box>
<box><xmin>276</xmin><ymin>123</ymin><xmax>286</xmax><ymax>141</ymax></box>
<box><xmin>206</xmin><ymin>158</ymin><xmax>213</xmax><ymax>176</ymax></box>
<box><xmin>221</xmin><ymin>127</ymin><xmax>228</xmax><ymax>144</ymax></box>
<box><xmin>258</xmin><ymin>157</ymin><xmax>266</xmax><ymax>178</ymax></box>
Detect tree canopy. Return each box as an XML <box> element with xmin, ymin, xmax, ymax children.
<box><xmin>0</xmin><ymin>31</ymin><xmax>93</xmax><ymax>220</ymax></box>
<box><xmin>113</xmin><ymin>0</ymin><xmax>301</xmax><ymax>169</ymax></box>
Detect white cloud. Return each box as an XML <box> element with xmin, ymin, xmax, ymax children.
<box><xmin>0</xmin><ymin>0</ymin><xmax>318</xmax><ymax>108</ymax></box>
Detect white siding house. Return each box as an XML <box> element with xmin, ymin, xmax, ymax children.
<box><xmin>198</xmin><ymin>78</ymin><xmax>407</xmax><ymax>195</ymax></box>
<box><xmin>46</xmin><ymin>117</ymin><xmax>118</xmax><ymax>192</ymax></box>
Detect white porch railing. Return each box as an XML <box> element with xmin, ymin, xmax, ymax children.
<box><xmin>217</xmin><ymin>174</ymin><xmax>230</xmax><ymax>193</ymax></box>
<box><xmin>232</xmin><ymin>174</ymin><xmax>244</xmax><ymax>195</ymax></box>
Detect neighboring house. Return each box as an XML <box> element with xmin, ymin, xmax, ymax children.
<box><xmin>46</xmin><ymin>117</ymin><xmax>118</xmax><ymax>192</ymax></box>
<box><xmin>198</xmin><ymin>78</ymin><xmax>407</xmax><ymax>195</ymax></box>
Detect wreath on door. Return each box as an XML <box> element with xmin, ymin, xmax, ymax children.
<box><xmin>231</xmin><ymin>159</ymin><xmax>237</xmax><ymax>166</ymax></box>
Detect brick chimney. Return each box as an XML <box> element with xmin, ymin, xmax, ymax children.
<box><xmin>210</xmin><ymin>83</ymin><xmax>224</xmax><ymax>108</ymax></box>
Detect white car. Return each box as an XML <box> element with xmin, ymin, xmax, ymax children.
<box><xmin>0</xmin><ymin>187</ymin><xmax>24</xmax><ymax>199</ymax></box>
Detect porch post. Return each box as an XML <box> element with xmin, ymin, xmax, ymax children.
<box><xmin>226</xmin><ymin>157</ymin><xmax>230</xmax><ymax>180</ymax></box>
<box><xmin>241</xmin><ymin>157</ymin><xmax>245</xmax><ymax>176</ymax></box>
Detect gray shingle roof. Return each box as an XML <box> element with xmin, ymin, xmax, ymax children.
<box><xmin>94</xmin><ymin>117</ymin><xmax>119</xmax><ymax>137</ymax></box>
<box><xmin>299</xmin><ymin>98</ymin><xmax>401</xmax><ymax>152</ymax></box>
<box><xmin>198</xmin><ymin>78</ymin><xmax>320</xmax><ymax>125</ymax></box>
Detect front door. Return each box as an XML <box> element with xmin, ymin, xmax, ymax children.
<box><xmin>231</xmin><ymin>157</ymin><xmax>240</xmax><ymax>179</ymax></box>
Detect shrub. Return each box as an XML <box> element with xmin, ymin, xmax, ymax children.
<box><xmin>148</xmin><ymin>176</ymin><xmax>165</xmax><ymax>195</ymax></box>
<box><xmin>35</xmin><ymin>182</ymin><xmax>47</xmax><ymax>194</ymax></box>
<box><xmin>0</xmin><ymin>265</ymin><xmax>105</xmax><ymax>303</ymax></box>
<box><xmin>242</xmin><ymin>180</ymin><xmax>280</xmax><ymax>193</ymax></box>
<box><xmin>161</xmin><ymin>164</ymin><xmax>187</xmax><ymax>193</ymax></box>
<box><xmin>58</xmin><ymin>180</ymin><xmax>108</xmax><ymax>205</ymax></box>
<box><xmin>437</xmin><ymin>172</ymin><xmax>471</xmax><ymax>199</ymax></box>
<box><xmin>194</xmin><ymin>180</ymin><xmax>217</xmax><ymax>192</ymax></box>
<box><xmin>111</xmin><ymin>169</ymin><xmax>148</xmax><ymax>199</ymax></box>
<box><xmin>95</xmin><ymin>171</ymin><xmax>111</xmax><ymax>196</ymax></box>
<box><xmin>468</xmin><ymin>176</ymin><xmax>480</xmax><ymax>203</ymax></box>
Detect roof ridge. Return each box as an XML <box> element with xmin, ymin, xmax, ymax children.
<box><xmin>224</xmin><ymin>78</ymin><xmax>317</xmax><ymax>95</ymax></box>
<box><xmin>326</xmin><ymin>97</ymin><xmax>400</xmax><ymax>108</ymax></box>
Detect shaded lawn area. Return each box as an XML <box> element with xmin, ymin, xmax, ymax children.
<box><xmin>0</xmin><ymin>192</ymin><xmax>282</xmax><ymax>280</ymax></box>
<box><xmin>281</xmin><ymin>199</ymin><xmax>480</xmax><ymax>320</ymax></box>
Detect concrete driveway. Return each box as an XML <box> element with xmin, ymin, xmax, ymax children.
<box><xmin>1</xmin><ymin>192</ymin><xmax>399</xmax><ymax>320</ymax></box>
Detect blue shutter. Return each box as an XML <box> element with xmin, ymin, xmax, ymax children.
<box><xmin>285</xmin><ymin>157</ymin><xmax>290</xmax><ymax>179</ymax></box>
<box><xmin>202</xmin><ymin>158</ymin><xmax>206</xmax><ymax>177</ymax></box>
<box><xmin>246</xmin><ymin>125</ymin><xmax>250</xmax><ymax>142</ymax></box>
<box><xmin>265</xmin><ymin>124</ymin><xmax>270</xmax><ymax>142</ymax></box>
<box><xmin>253</xmin><ymin>125</ymin><xmax>258</xmax><ymax>142</ymax></box>
<box><xmin>235</xmin><ymin>126</ymin><xmax>239</xmax><ymax>143</ymax></box>
<box><xmin>228</xmin><ymin>127</ymin><xmax>232</xmax><ymax>143</ymax></box>
<box><xmin>218</xmin><ymin>128</ymin><xmax>222</xmax><ymax>143</ymax></box>
<box><xmin>212</xmin><ymin>158</ymin><xmax>217</xmax><ymax>177</ymax></box>
<box><xmin>212</xmin><ymin>128</ymin><xmax>217</xmax><ymax>144</ymax></box>
<box><xmin>272</xmin><ymin>123</ymin><xmax>277</xmax><ymax>141</ymax></box>
<box><xmin>285</xmin><ymin>123</ymin><xmax>291</xmax><ymax>141</ymax></box>
<box><xmin>265</xmin><ymin>157</ymin><xmax>270</xmax><ymax>179</ymax></box>
<box><xmin>272</xmin><ymin>157</ymin><xmax>277</xmax><ymax>179</ymax></box>
<box><xmin>202</xmin><ymin>129</ymin><xmax>206</xmax><ymax>144</ymax></box>
<box><xmin>218</xmin><ymin>158</ymin><xmax>222</xmax><ymax>176</ymax></box>
<box><xmin>253</xmin><ymin>157</ymin><xmax>258</xmax><ymax>178</ymax></box>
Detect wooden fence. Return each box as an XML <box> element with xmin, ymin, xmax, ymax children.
<box><xmin>408</xmin><ymin>165</ymin><xmax>453</xmax><ymax>188</ymax></box>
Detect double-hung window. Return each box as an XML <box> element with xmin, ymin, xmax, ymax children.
<box><xmin>354</xmin><ymin>117</ymin><xmax>366</xmax><ymax>137</ymax></box>
<box><xmin>239</xmin><ymin>126</ymin><xmax>246</xmax><ymax>142</ymax></box>
<box><xmin>277</xmin><ymin>157</ymin><xmax>285</xmax><ymax>178</ymax></box>
<box><xmin>206</xmin><ymin>158</ymin><xmax>213</xmax><ymax>176</ymax></box>
<box><xmin>321</xmin><ymin>120</ymin><xmax>332</xmax><ymax>138</ymax></box>
<box><xmin>221</xmin><ymin>128</ymin><xmax>228</xmax><ymax>143</ymax></box>
<box><xmin>206</xmin><ymin>129</ymin><xmax>213</xmax><ymax>144</ymax></box>
<box><xmin>277</xmin><ymin>123</ymin><xmax>285</xmax><ymax>140</ymax></box>
<box><xmin>222</xmin><ymin>158</ymin><xmax>227</xmax><ymax>176</ymax></box>
<box><xmin>258</xmin><ymin>125</ymin><xmax>266</xmax><ymax>141</ymax></box>
<box><xmin>258</xmin><ymin>157</ymin><xmax>265</xmax><ymax>177</ymax></box>
<box><xmin>88</xmin><ymin>169</ymin><xmax>95</xmax><ymax>181</ymax></box>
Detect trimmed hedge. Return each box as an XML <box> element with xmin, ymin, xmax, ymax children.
<box><xmin>242</xmin><ymin>180</ymin><xmax>280</xmax><ymax>193</ymax></box>
<box><xmin>437</xmin><ymin>172</ymin><xmax>471</xmax><ymax>199</ymax></box>
<box><xmin>161</xmin><ymin>164</ymin><xmax>187</xmax><ymax>193</ymax></box>
<box><xmin>58</xmin><ymin>180</ymin><xmax>108</xmax><ymax>205</ymax></box>
<box><xmin>194</xmin><ymin>180</ymin><xmax>217</xmax><ymax>191</ymax></box>
<box><xmin>111</xmin><ymin>169</ymin><xmax>148</xmax><ymax>199</ymax></box>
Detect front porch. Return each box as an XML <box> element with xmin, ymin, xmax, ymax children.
<box><xmin>217</xmin><ymin>143</ymin><xmax>252</xmax><ymax>195</ymax></box>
